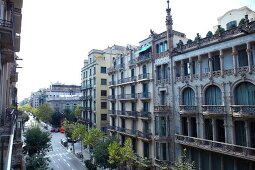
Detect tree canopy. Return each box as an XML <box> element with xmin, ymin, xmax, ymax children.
<box><xmin>84</xmin><ymin>128</ymin><xmax>104</xmax><ymax>147</ymax></box>
<box><xmin>35</xmin><ymin>103</ymin><xmax>53</xmax><ymax>122</ymax></box>
<box><xmin>23</xmin><ymin>126</ymin><xmax>52</xmax><ymax>156</ymax></box>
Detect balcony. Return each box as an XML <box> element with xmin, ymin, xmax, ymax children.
<box><xmin>108</xmin><ymin>95</ymin><xmax>116</xmax><ymax>101</ymax></box>
<box><xmin>80</xmin><ymin>95</ymin><xmax>92</xmax><ymax>101</ymax></box>
<box><xmin>13</xmin><ymin>8</ymin><xmax>22</xmax><ymax>34</ymax></box>
<box><xmin>10</xmin><ymin>72</ymin><xmax>18</xmax><ymax>82</ymax></box>
<box><xmin>108</xmin><ymin>81</ymin><xmax>116</xmax><ymax>86</ymax></box>
<box><xmin>128</xmin><ymin>59</ymin><xmax>136</xmax><ymax>66</ymax></box>
<box><xmin>117</xmin><ymin>110</ymin><xmax>137</xmax><ymax>118</ymax></box>
<box><xmin>81</xmin><ymin>84</ymin><xmax>92</xmax><ymax>90</ymax></box>
<box><xmin>137</xmin><ymin>111</ymin><xmax>151</xmax><ymax>120</ymax></box>
<box><xmin>136</xmin><ymin>53</ymin><xmax>152</xmax><ymax>64</ymax></box>
<box><xmin>108</xmin><ymin>125</ymin><xmax>117</xmax><ymax>132</ymax></box>
<box><xmin>0</xmin><ymin>19</ymin><xmax>13</xmax><ymax>49</ymax></box>
<box><xmin>107</xmin><ymin>66</ymin><xmax>117</xmax><ymax>74</ymax></box>
<box><xmin>231</xmin><ymin>105</ymin><xmax>255</xmax><ymax>118</ymax></box>
<box><xmin>117</xmin><ymin>76</ymin><xmax>137</xmax><ymax>85</ymax></box>
<box><xmin>79</xmin><ymin>118</ymin><xmax>93</xmax><ymax>125</ymax></box>
<box><xmin>154</xmin><ymin>105</ymin><xmax>171</xmax><ymax>115</ymax></box>
<box><xmin>116</xmin><ymin>64</ymin><xmax>125</xmax><ymax>70</ymax></box>
<box><xmin>138</xmin><ymin>92</ymin><xmax>151</xmax><ymax>100</ymax></box>
<box><xmin>14</xmin><ymin>34</ymin><xmax>20</xmax><ymax>52</ymax></box>
<box><xmin>179</xmin><ymin>105</ymin><xmax>198</xmax><ymax>115</ymax></box>
<box><xmin>1</xmin><ymin>48</ymin><xmax>14</xmax><ymax>63</ymax></box>
<box><xmin>175</xmin><ymin>134</ymin><xmax>255</xmax><ymax>161</ymax></box>
<box><xmin>202</xmin><ymin>105</ymin><xmax>226</xmax><ymax>116</ymax></box>
<box><xmin>108</xmin><ymin>110</ymin><xmax>116</xmax><ymax>116</ymax></box>
<box><xmin>116</xmin><ymin>127</ymin><xmax>137</xmax><ymax>137</ymax></box>
<box><xmin>118</xmin><ymin>93</ymin><xmax>138</xmax><ymax>100</ymax></box>
<box><xmin>138</xmin><ymin>73</ymin><xmax>150</xmax><ymax>81</ymax></box>
<box><xmin>137</xmin><ymin>130</ymin><xmax>152</xmax><ymax>141</ymax></box>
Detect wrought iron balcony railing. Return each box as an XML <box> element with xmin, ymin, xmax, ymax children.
<box><xmin>137</xmin><ymin>111</ymin><xmax>151</xmax><ymax>119</ymax></box>
<box><xmin>175</xmin><ymin>134</ymin><xmax>255</xmax><ymax>161</ymax></box>
<box><xmin>108</xmin><ymin>95</ymin><xmax>116</xmax><ymax>100</ymax></box>
<box><xmin>137</xmin><ymin>53</ymin><xmax>152</xmax><ymax>64</ymax></box>
<box><xmin>118</xmin><ymin>93</ymin><xmax>138</xmax><ymax>100</ymax></box>
<box><xmin>138</xmin><ymin>73</ymin><xmax>150</xmax><ymax>80</ymax></box>
<box><xmin>108</xmin><ymin>110</ymin><xmax>116</xmax><ymax>115</ymax></box>
<box><xmin>154</xmin><ymin>105</ymin><xmax>171</xmax><ymax>112</ymax></box>
<box><xmin>116</xmin><ymin>127</ymin><xmax>137</xmax><ymax>137</ymax></box>
<box><xmin>179</xmin><ymin>105</ymin><xmax>198</xmax><ymax>114</ymax></box>
<box><xmin>202</xmin><ymin>105</ymin><xmax>226</xmax><ymax>115</ymax></box>
<box><xmin>230</xmin><ymin>105</ymin><xmax>255</xmax><ymax>117</ymax></box>
<box><xmin>138</xmin><ymin>92</ymin><xmax>151</xmax><ymax>99</ymax></box>
<box><xmin>137</xmin><ymin>130</ymin><xmax>152</xmax><ymax>140</ymax></box>
<box><xmin>108</xmin><ymin>81</ymin><xmax>116</xmax><ymax>86</ymax></box>
<box><xmin>117</xmin><ymin>110</ymin><xmax>137</xmax><ymax>118</ymax></box>
<box><xmin>117</xmin><ymin>76</ymin><xmax>137</xmax><ymax>84</ymax></box>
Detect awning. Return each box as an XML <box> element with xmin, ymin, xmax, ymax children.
<box><xmin>138</xmin><ymin>45</ymin><xmax>151</xmax><ymax>53</ymax></box>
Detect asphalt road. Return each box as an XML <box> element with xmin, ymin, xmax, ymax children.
<box><xmin>47</xmin><ymin>132</ymin><xmax>87</xmax><ymax>170</ymax></box>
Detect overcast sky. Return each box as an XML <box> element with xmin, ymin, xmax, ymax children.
<box><xmin>17</xmin><ymin>0</ymin><xmax>255</xmax><ymax>102</ymax></box>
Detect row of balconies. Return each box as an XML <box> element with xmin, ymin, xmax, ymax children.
<box><xmin>108</xmin><ymin>126</ymin><xmax>152</xmax><ymax>141</ymax></box>
<box><xmin>108</xmin><ymin>92</ymin><xmax>151</xmax><ymax>101</ymax></box>
<box><xmin>107</xmin><ymin>54</ymin><xmax>152</xmax><ymax>74</ymax></box>
<box><xmin>175</xmin><ymin>134</ymin><xmax>255</xmax><ymax>161</ymax></box>
<box><xmin>79</xmin><ymin>95</ymin><xmax>92</xmax><ymax>101</ymax></box>
<box><xmin>109</xmin><ymin>73</ymin><xmax>151</xmax><ymax>86</ymax></box>
<box><xmin>180</xmin><ymin>105</ymin><xmax>255</xmax><ymax>117</ymax></box>
<box><xmin>81</xmin><ymin>84</ymin><xmax>93</xmax><ymax>90</ymax></box>
<box><xmin>108</xmin><ymin>110</ymin><xmax>151</xmax><ymax>119</ymax></box>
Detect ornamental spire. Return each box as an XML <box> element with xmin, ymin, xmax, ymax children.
<box><xmin>166</xmin><ymin>0</ymin><xmax>172</xmax><ymax>25</ymax></box>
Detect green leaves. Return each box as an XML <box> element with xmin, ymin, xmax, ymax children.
<box><xmin>35</xmin><ymin>103</ymin><xmax>53</xmax><ymax>122</ymax></box>
<box><xmin>173</xmin><ymin>148</ymin><xmax>195</xmax><ymax>170</ymax></box>
<box><xmin>83</xmin><ymin>128</ymin><xmax>104</xmax><ymax>147</ymax></box>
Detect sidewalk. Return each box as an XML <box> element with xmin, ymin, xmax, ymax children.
<box><xmin>67</xmin><ymin>140</ymin><xmax>91</xmax><ymax>163</ymax></box>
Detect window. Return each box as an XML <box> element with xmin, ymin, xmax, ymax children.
<box><xmin>101</xmin><ymin>90</ymin><xmax>107</xmax><ymax>96</ymax></box>
<box><xmin>101</xmin><ymin>102</ymin><xmax>107</xmax><ymax>109</ymax></box>
<box><xmin>212</xmin><ymin>55</ymin><xmax>220</xmax><ymax>71</ymax></box>
<box><xmin>101</xmin><ymin>79</ymin><xmax>107</xmax><ymax>85</ymax></box>
<box><xmin>101</xmin><ymin>67</ymin><xmax>107</xmax><ymax>73</ymax></box>
<box><xmin>226</xmin><ymin>20</ymin><xmax>237</xmax><ymax>30</ymax></box>
<box><xmin>93</xmin><ymin>67</ymin><xmax>96</xmax><ymax>75</ymax></box>
<box><xmin>101</xmin><ymin>114</ymin><xmax>107</xmax><ymax>121</ymax></box>
<box><xmin>184</xmin><ymin>62</ymin><xmax>190</xmax><ymax>75</ymax></box>
<box><xmin>238</xmin><ymin>49</ymin><xmax>248</xmax><ymax>67</ymax></box>
<box><xmin>89</xmin><ymin>69</ymin><xmax>91</xmax><ymax>76</ymax></box>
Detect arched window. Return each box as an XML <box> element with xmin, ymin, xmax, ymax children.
<box><xmin>234</xmin><ymin>82</ymin><xmax>255</xmax><ymax>105</ymax></box>
<box><xmin>205</xmin><ymin>85</ymin><xmax>222</xmax><ymax>105</ymax></box>
<box><xmin>182</xmin><ymin>87</ymin><xmax>195</xmax><ymax>105</ymax></box>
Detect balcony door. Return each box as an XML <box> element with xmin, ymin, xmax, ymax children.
<box><xmin>143</xmin><ymin>83</ymin><xmax>148</xmax><ymax>97</ymax></box>
<box><xmin>234</xmin><ymin>82</ymin><xmax>255</xmax><ymax>105</ymax></box>
<box><xmin>205</xmin><ymin>85</ymin><xmax>222</xmax><ymax>105</ymax></box>
<box><xmin>131</xmin><ymin>85</ymin><xmax>136</xmax><ymax>98</ymax></box>
<box><xmin>182</xmin><ymin>87</ymin><xmax>195</xmax><ymax>105</ymax></box>
<box><xmin>143</xmin><ymin>65</ymin><xmax>147</xmax><ymax>78</ymax></box>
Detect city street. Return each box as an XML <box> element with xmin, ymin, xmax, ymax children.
<box><xmin>47</xmin><ymin>132</ymin><xmax>86</xmax><ymax>170</ymax></box>
<box><xmin>23</xmin><ymin>114</ymin><xmax>87</xmax><ymax>170</ymax></box>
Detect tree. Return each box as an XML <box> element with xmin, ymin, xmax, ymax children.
<box><xmin>73</xmin><ymin>104</ymin><xmax>81</xmax><ymax>119</ymax></box>
<box><xmin>50</xmin><ymin>112</ymin><xmax>64</xmax><ymax>127</ymax></box>
<box><xmin>26</xmin><ymin>155</ymin><xmax>49</xmax><ymax>170</ymax></box>
<box><xmin>206</xmin><ymin>31</ymin><xmax>213</xmax><ymax>37</ymax></box>
<box><xmin>23</xmin><ymin>126</ymin><xmax>52</xmax><ymax>156</ymax></box>
<box><xmin>238</xmin><ymin>18</ymin><xmax>245</xmax><ymax>26</ymax></box>
<box><xmin>64</xmin><ymin>108</ymin><xmax>76</xmax><ymax>122</ymax></box>
<box><xmin>93</xmin><ymin>137</ymin><xmax>117</xmax><ymax>169</ymax></box>
<box><xmin>173</xmin><ymin>149</ymin><xmax>195</xmax><ymax>170</ymax></box>
<box><xmin>36</xmin><ymin>103</ymin><xmax>53</xmax><ymax>122</ymax></box>
<box><xmin>215</xmin><ymin>25</ymin><xmax>225</xmax><ymax>35</ymax></box>
<box><xmin>84</xmin><ymin>128</ymin><xmax>104</xmax><ymax>148</ymax></box>
<box><xmin>108</xmin><ymin>138</ymin><xmax>135</xmax><ymax>168</ymax></box>
<box><xmin>72</xmin><ymin>123</ymin><xmax>87</xmax><ymax>157</ymax></box>
<box><xmin>63</xmin><ymin>120</ymin><xmax>78</xmax><ymax>153</ymax></box>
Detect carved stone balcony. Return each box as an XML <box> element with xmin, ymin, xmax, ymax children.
<box><xmin>117</xmin><ymin>76</ymin><xmax>137</xmax><ymax>85</ymax></box>
<box><xmin>107</xmin><ymin>66</ymin><xmax>117</xmax><ymax>74</ymax></box>
<box><xmin>81</xmin><ymin>84</ymin><xmax>92</xmax><ymax>90</ymax></box>
<box><xmin>137</xmin><ymin>130</ymin><xmax>152</xmax><ymax>141</ymax></box>
<box><xmin>117</xmin><ymin>93</ymin><xmax>138</xmax><ymax>101</ymax></box>
<box><xmin>108</xmin><ymin>81</ymin><xmax>116</xmax><ymax>86</ymax></box>
<box><xmin>129</xmin><ymin>59</ymin><xmax>136</xmax><ymax>66</ymax></box>
<box><xmin>202</xmin><ymin>105</ymin><xmax>226</xmax><ymax>116</ymax></box>
<box><xmin>108</xmin><ymin>125</ymin><xmax>117</xmax><ymax>132</ymax></box>
<box><xmin>230</xmin><ymin>105</ymin><xmax>255</xmax><ymax>118</ymax></box>
<box><xmin>117</xmin><ymin>110</ymin><xmax>137</xmax><ymax>118</ymax></box>
<box><xmin>108</xmin><ymin>110</ymin><xmax>116</xmax><ymax>116</ymax></box>
<box><xmin>138</xmin><ymin>73</ymin><xmax>150</xmax><ymax>81</ymax></box>
<box><xmin>137</xmin><ymin>111</ymin><xmax>151</xmax><ymax>120</ymax></box>
<box><xmin>138</xmin><ymin>92</ymin><xmax>151</xmax><ymax>100</ymax></box>
<box><xmin>116</xmin><ymin>64</ymin><xmax>125</xmax><ymax>70</ymax></box>
<box><xmin>154</xmin><ymin>105</ymin><xmax>171</xmax><ymax>115</ymax></box>
<box><xmin>179</xmin><ymin>105</ymin><xmax>198</xmax><ymax>115</ymax></box>
<box><xmin>175</xmin><ymin>134</ymin><xmax>255</xmax><ymax>161</ymax></box>
<box><xmin>116</xmin><ymin>127</ymin><xmax>137</xmax><ymax>137</ymax></box>
<box><xmin>108</xmin><ymin>95</ymin><xmax>116</xmax><ymax>101</ymax></box>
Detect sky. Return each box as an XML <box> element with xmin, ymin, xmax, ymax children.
<box><xmin>17</xmin><ymin>0</ymin><xmax>255</xmax><ymax>102</ymax></box>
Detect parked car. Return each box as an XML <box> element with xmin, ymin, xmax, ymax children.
<box><xmin>67</xmin><ymin>137</ymin><xmax>77</xmax><ymax>143</ymax></box>
<box><xmin>60</xmin><ymin>127</ymin><xmax>65</xmax><ymax>133</ymax></box>
<box><xmin>50</xmin><ymin>128</ymin><xmax>56</xmax><ymax>132</ymax></box>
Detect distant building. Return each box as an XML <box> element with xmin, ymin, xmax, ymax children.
<box><xmin>80</xmin><ymin>45</ymin><xmax>125</xmax><ymax>132</ymax></box>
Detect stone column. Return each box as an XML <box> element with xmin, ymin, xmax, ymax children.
<box><xmin>173</xmin><ymin>62</ymin><xmax>176</xmax><ymax>83</ymax></box>
<box><xmin>246</xmin><ymin>42</ymin><xmax>252</xmax><ymax>73</ymax></box>
<box><xmin>212</xmin><ymin>118</ymin><xmax>216</xmax><ymax>141</ymax></box>
<box><xmin>232</xmin><ymin>46</ymin><xmax>237</xmax><ymax>75</ymax></box>
<box><xmin>224</xmin><ymin>118</ymin><xmax>228</xmax><ymax>143</ymax></box>
<box><xmin>189</xmin><ymin>57</ymin><xmax>193</xmax><ymax>81</ymax></box>
<box><xmin>245</xmin><ymin>121</ymin><xmax>250</xmax><ymax>147</ymax></box>
<box><xmin>219</xmin><ymin>50</ymin><xmax>224</xmax><ymax>77</ymax></box>
<box><xmin>160</xmin><ymin>65</ymin><xmax>163</xmax><ymax>81</ymax></box>
<box><xmin>187</xmin><ymin>117</ymin><xmax>191</xmax><ymax>136</ymax></box>
<box><xmin>208</xmin><ymin>53</ymin><xmax>213</xmax><ymax>77</ymax></box>
<box><xmin>181</xmin><ymin>60</ymin><xmax>184</xmax><ymax>82</ymax></box>
<box><xmin>198</xmin><ymin>55</ymin><xmax>202</xmax><ymax>80</ymax></box>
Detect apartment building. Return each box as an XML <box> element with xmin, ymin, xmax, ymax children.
<box><xmin>81</xmin><ymin>45</ymin><xmax>125</xmax><ymax>132</ymax></box>
<box><xmin>0</xmin><ymin>0</ymin><xmax>23</xmax><ymax>169</ymax></box>
<box><xmin>172</xmin><ymin>7</ymin><xmax>255</xmax><ymax>170</ymax></box>
<box><xmin>107</xmin><ymin>41</ymin><xmax>155</xmax><ymax>167</ymax></box>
